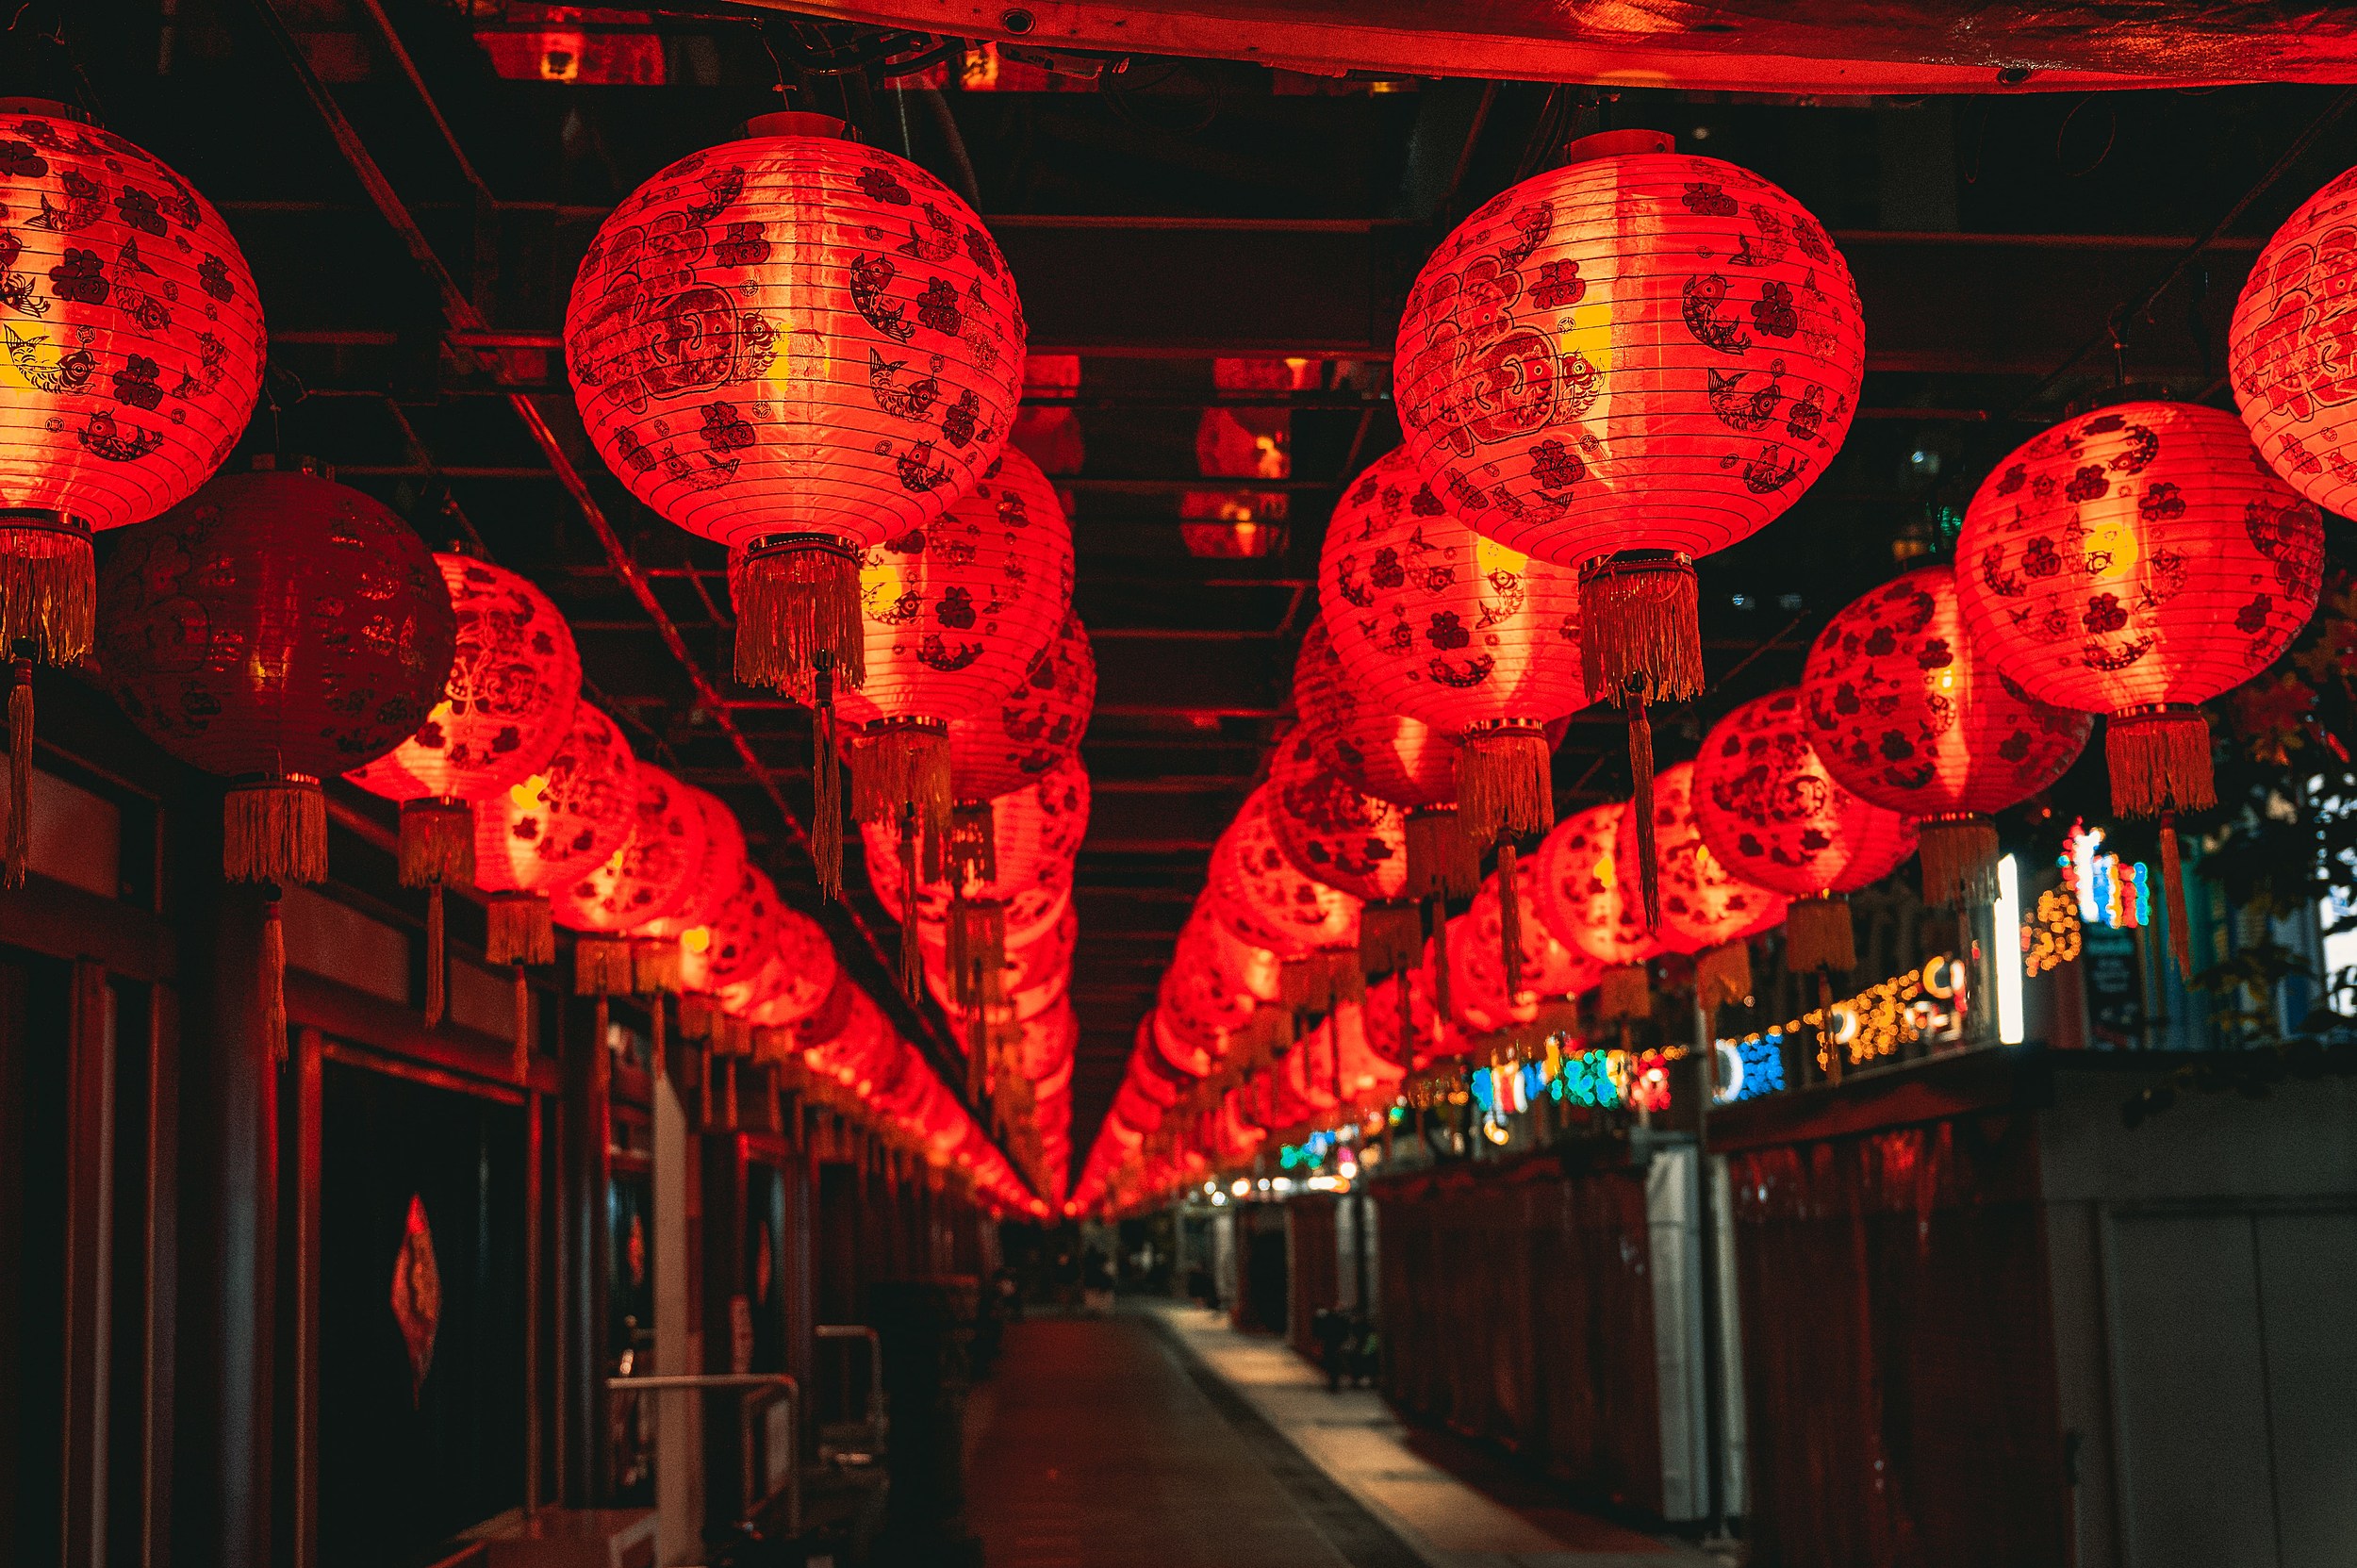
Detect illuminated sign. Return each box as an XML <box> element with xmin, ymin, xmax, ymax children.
<box><xmin>2069</xmin><ymin>819</ymin><xmax>2149</xmax><ymax>930</ymax></box>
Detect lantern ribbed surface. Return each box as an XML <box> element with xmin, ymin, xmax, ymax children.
<box><xmin>1291</xmin><ymin>615</ymin><xmax>1458</xmax><ymax>809</ymax></box>
<box><xmin>470</xmin><ymin>701</ymin><xmax>638</xmax><ymax>897</ymax></box>
<box><xmin>2231</xmin><ymin>166</ymin><xmax>2357</xmax><ymax>520</ymax></box>
<box><xmin>1954</xmin><ymin>401</ymin><xmax>2323</xmax><ymax>719</ymax></box>
<box><xmin>1393</xmin><ymin>140</ymin><xmax>1862</xmax><ymax>569</ymax></box>
<box><xmin>1533</xmin><ymin>801</ymin><xmax>1660</xmax><ymax>968</ymax></box>
<box><xmin>634</xmin><ymin>785</ymin><xmax>745</xmax><ymax>940</ymax></box>
<box><xmin>566</xmin><ymin>124</ymin><xmax>1023</xmax><ymax>558</ymax></box>
<box><xmin>950</xmin><ymin>610</ymin><xmax>1094</xmax><ymax>801</ymax></box>
<box><xmin>1692</xmin><ymin>689</ymin><xmax>1917</xmax><ymax>899</ymax></box>
<box><xmin>1266</xmin><ymin>724</ymin><xmax>1408</xmax><ymax>902</ymax></box>
<box><xmin>0</xmin><ymin>107</ymin><xmax>267</xmax><ymax>664</ymax></box>
<box><xmin>347</xmin><ymin>553</ymin><xmax>582</xmax><ymax>806</ymax></box>
<box><xmin>96</xmin><ymin>469</ymin><xmax>453</xmax><ymax>781</ymax></box>
<box><xmin>552</xmin><ymin>761</ymin><xmax>709</xmax><ymax>933</ymax></box>
<box><xmin>740</xmin><ymin>905</ymin><xmax>835</xmax><ymax>1027</ymax></box>
<box><xmin>1317</xmin><ymin>447</ymin><xmax>1590</xmax><ymax>739</ymax></box>
<box><xmin>1637</xmin><ymin>761</ymin><xmax>1788</xmax><ymax>952</ymax></box>
<box><xmin>1205</xmin><ymin>785</ymin><xmax>1360</xmax><ymax>959</ymax></box>
<box><xmin>1804</xmin><ymin>564</ymin><xmax>2090</xmax><ymax>817</ymax></box>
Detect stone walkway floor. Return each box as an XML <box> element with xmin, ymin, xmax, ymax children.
<box><xmin>963</xmin><ymin>1303</ymin><xmax>1720</xmax><ymax>1568</ymax></box>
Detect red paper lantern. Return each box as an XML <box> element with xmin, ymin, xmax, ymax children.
<box><xmin>1264</xmin><ymin>723</ymin><xmax>1416</xmax><ymax>985</ymax></box>
<box><xmin>0</xmin><ymin>105</ymin><xmax>268</xmax><ymax>848</ymax></box>
<box><xmin>1638</xmin><ymin>760</ymin><xmax>1788</xmax><ymax>957</ymax></box>
<box><xmin>949</xmin><ymin>608</ymin><xmax>1095</xmax><ymax>804</ymax></box>
<box><xmin>735</xmin><ymin>904</ymin><xmax>837</xmax><ymax>1030</ymax></box>
<box><xmin>1533</xmin><ymin>801</ymin><xmax>1659</xmax><ymax>1020</ymax></box>
<box><xmin>1317</xmin><ymin>446</ymin><xmax>1587</xmax><ymax>867</ymax></box>
<box><xmin>348</xmin><ymin>551</ymin><xmax>582</xmax><ymax>1019</ymax></box>
<box><xmin>1472</xmin><ymin>854</ymin><xmax>1600</xmax><ymax>1003</ymax></box>
<box><xmin>96</xmin><ymin>464</ymin><xmax>455</xmax><ymax>1054</ymax></box>
<box><xmin>2230</xmin><ymin>166</ymin><xmax>2357</xmax><ymax>520</ymax></box>
<box><xmin>1692</xmin><ymin>688</ymin><xmax>1917</xmax><ymax>973</ymax></box>
<box><xmin>97</xmin><ymin>466</ymin><xmax>455</xmax><ymax>873</ymax></box>
<box><xmin>1206</xmin><ymin>785</ymin><xmax>1361</xmax><ymax>1006</ymax></box>
<box><xmin>1801</xmin><ymin>563</ymin><xmax>2090</xmax><ymax>906</ymax></box>
<box><xmin>567</xmin><ymin>113</ymin><xmax>1025</xmax><ymax>696</ymax></box>
<box><xmin>863</xmin><ymin>751</ymin><xmax>1087</xmax><ymax>955</ymax></box>
<box><xmin>1292</xmin><ymin>613</ymin><xmax>1470</xmax><ymax>899</ymax></box>
<box><xmin>1955</xmin><ymin>400</ymin><xmax>2322</xmax><ymax>969</ymax></box>
<box><xmin>1393</xmin><ymin>131</ymin><xmax>1863</xmax><ymax>852</ymax></box>
<box><xmin>553</xmin><ymin>761</ymin><xmax>709</xmax><ymax>991</ymax></box>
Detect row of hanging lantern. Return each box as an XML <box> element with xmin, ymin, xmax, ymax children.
<box><xmin>0</xmin><ymin>99</ymin><xmax>1044</xmax><ymax>1216</ymax></box>
<box><xmin>1077</xmin><ymin>127</ymin><xmax>2340</xmax><ymax>1218</ymax></box>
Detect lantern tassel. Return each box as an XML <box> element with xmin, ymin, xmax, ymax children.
<box><xmin>1429</xmin><ymin>914</ymin><xmax>1454</xmax><ymax>1023</ymax></box>
<box><xmin>1496</xmin><ymin>842</ymin><xmax>1525</xmax><ymax>999</ymax></box>
<box><xmin>261</xmin><ymin>891</ymin><xmax>288</xmax><ymax>1064</ymax></box>
<box><xmin>967</xmin><ymin>1009</ymin><xmax>987</xmax><ymax>1103</ymax></box>
<box><xmin>1695</xmin><ymin>941</ymin><xmax>1754</xmax><ymax>1014</ymax></box>
<box><xmin>651</xmin><ymin>993</ymin><xmax>668</xmax><ymax>1084</ymax></box>
<box><xmin>807</xmin><ymin>653</ymin><xmax>846</xmax><ymax>901</ymax></box>
<box><xmin>1628</xmin><ymin>692</ymin><xmax>1661</xmax><ymax>933</ymax></box>
<box><xmin>948</xmin><ymin>896</ymin><xmax>1006</xmax><ymax>1012</ymax></box>
<box><xmin>0</xmin><ymin>514</ymin><xmax>93</xmax><ymax>667</ymax></box>
<box><xmin>223</xmin><ymin>777</ymin><xmax>329</xmax><ymax>887</ymax></box>
<box><xmin>1784</xmin><ymin>893</ymin><xmax>1856</xmax><ymax>975</ymax></box>
<box><xmin>1404</xmin><ymin>804</ymin><xmax>1480</xmax><ymax>901</ymax></box>
<box><xmin>1456</xmin><ymin>724</ymin><xmax>1553</xmax><ymax>851</ymax></box>
<box><xmin>2108</xmin><ymin>705</ymin><xmax>2215</xmax><ymax>817</ymax></box>
<box><xmin>512</xmin><ymin>966</ymin><xmax>532</xmax><ymax>1081</ymax></box>
<box><xmin>1359</xmin><ymin>898</ymin><xmax>1423</xmax><ymax>979</ymax></box>
<box><xmin>948</xmin><ymin>800</ymin><xmax>996</xmax><ymax>889</ymax></box>
<box><xmin>485</xmin><ymin>891</ymin><xmax>555</xmax><ymax>967</ymax></box>
<box><xmin>574</xmin><ymin>933</ymin><xmax>635</xmax><ymax>996</ymax></box>
<box><xmin>1578</xmin><ymin>550</ymin><xmax>1704</xmax><ymax>706</ymax></box>
<box><xmin>852</xmin><ymin>718</ymin><xmax>951</xmax><ymax>860</ymax></box>
<box><xmin>731</xmin><ymin>535</ymin><xmax>865</xmax><ymax>692</ymax></box>
<box><xmin>5</xmin><ymin>654</ymin><xmax>29</xmax><ymax>890</ymax></box>
<box><xmin>1600</xmin><ymin>963</ymin><xmax>1651</xmax><ymax>1024</ymax></box>
<box><xmin>679</xmin><ymin>994</ymin><xmax>714</xmax><ymax>1042</ymax></box>
<box><xmin>1394</xmin><ymin>969</ymin><xmax>1415</xmax><ymax>1068</ymax></box>
<box><xmin>897</xmin><ymin>805</ymin><xmax>922</xmax><ymax>1000</ymax></box>
<box><xmin>424</xmin><ymin>883</ymin><xmax>447</xmax><ymax>1029</ymax></box>
<box><xmin>2160</xmin><ymin>813</ymin><xmax>2193</xmax><ymax>980</ymax></box>
<box><xmin>397</xmin><ymin>797</ymin><xmax>476</xmax><ymax>888</ymax></box>
<box><xmin>1917</xmin><ymin>814</ymin><xmax>2000</xmax><ymax>909</ymax></box>
<box><xmin>633</xmin><ymin>936</ymin><xmax>681</xmax><ymax>996</ymax></box>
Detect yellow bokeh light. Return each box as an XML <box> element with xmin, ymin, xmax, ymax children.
<box><xmin>509</xmin><ymin>773</ymin><xmax>550</xmax><ymax>812</ymax></box>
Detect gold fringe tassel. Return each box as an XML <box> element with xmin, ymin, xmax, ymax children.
<box><xmin>574</xmin><ymin>933</ymin><xmax>635</xmax><ymax>996</ymax></box>
<box><xmin>485</xmin><ymin>891</ymin><xmax>555</xmax><ymax>966</ymax></box>
<box><xmin>1577</xmin><ymin>550</ymin><xmax>1704</xmax><ymax>705</ymax></box>
<box><xmin>223</xmin><ymin>776</ymin><xmax>329</xmax><ymax>887</ymax></box>
<box><xmin>811</xmin><ymin>657</ymin><xmax>845</xmax><ymax>901</ymax></box>
<box><xmin>730</xmin><ymin>536</ymin><xmax>866</xmax><ymax>692</ymax></box>
<box><xmin>1917</xmin><ymin>815</ymin><xmax>2000</xmax><ymax>909</ymax></box>
<box><xmin>2160</xmin><ymin>814</ymin><xmax>2193</xmax><ymax>980</ymax></box>
<box><xmin>897</xmin><ymin>807</ymin><xmax>922</xmax><ymax>999</ymax></box>
<box><xmin>0</xmin><ymin>515</ymin><xmax>94</xmax><ymax>667</ymax></box>
<box><xmin>1429</xmin><ymin>916</ymin><xmax>1454</xmax><ymax>1023</ymax></box>
<box><xmin>948</xmin><ymin>800</ymin><xmax>997</xmax><ymax>889</ymax></box>
<box><xmin>633</xmin><ymin>936</ymin><xmax>682</xmax><ymax>995</ymax></box>
<box><xmin>850</xmin><ymin>718</ymin><xmax>950</xmax><ymax>838</ymax></box>
<box><xmin>1627</xmin><ymin>694</ymin><xmax>1660</xmax><ymax>932</ymax></box>
<box><xmin>1695</xmin><ymin>941</ymin><xmax>1753</xmax><ymax>1013</ymax></box>
<box><xmin>2108</xmin><ymin>706</ymin><xmax>2215</xmax><ymax>817</ymax></box>
<box><xmin>1404</xmin><ymin>805</ymin><xmax>1481</xmax><ymax>901</ymax></box>
<box><xmin>1600</xmin><ymin>963</ymin><xmax>1651</xmax><ymax>1023</ymax></box>
<box><xmin>261</xmin><ymin>895</ymin><xmax>288</xmax><ymax>1063</ymax></box>
<box><xmin>1359</xmin><ymin>899</ymin><xmax>1424</xmax><ymax>979</ymax></box>
<box><xmin>397</xmin><ymin>797</ymin><xmax>476</xmax><ymax>888</ymax></box>
<box><xmin>679</xmin><ymin>993</ymin><xmax>714</xmax><ymax>1041</ymax></box>
<box><xmin>424</xmin><ymin>883</ymin><xmax>448</xmax><ymax>1028</ymax></box>
<box><xmin>6</xmin><ymin>655</ymin><xmax>29</xmax><ymax>890</ymax></box>
<box><xmin>1784</xmin><ymin>893</ymin><xmax>1856</xmax><ymax>974</ymax></box>
<box><xmin>1456</xmin><ymin>724</ymin><xmax>1553</xmax><ymax>850</ymax></box>
<box><xmin>1496</xmin><ymin>842</ymin><xmax>1525</xmax><ymax>998</ymax></box>
<box><xmin>948</xmin><ymin>896</ymin><xmax>1007</xmax><ymax>1011</ymax></box>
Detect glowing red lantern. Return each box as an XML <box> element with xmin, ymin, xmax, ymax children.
<box><xmin>470</xmin><ymin>700</ymin><xmax>638</xmax><ymax>961</ymax></box>
<box><xmin>348</xmin><ymin>552</ymin><xmax>582</xmax><ymax>1020</ymax></box>
<box><xmin>1532</xmin><ymin>801</ymin><xmax>1659</xmax><ymax>1021</ymax></box>
<box><xmin>1264</xmin><ymin>724</ymin><xmax>1415</xmax><ymax>981</ymax></box>
<box><xmin>630</xmin><ymin>785</ymin><xmax>746</xmax><ymax>989</ymax></box>
<box><xmin>1292</xmin><ymin>613</ymin><xmax>1470</xmax><ymax>899</ymax></box>
<box><xmin>1956</xmin><ymin>400</ymin><xmax>2322</xmax><ymax>969</ymax></box>
<box><xmin>1471</xmin><ymin>854</ymin><xmax>1600</xmax><ymax>1005</ymax></box>
<box><xmin>0</xmin><ymin>104</ymin><xmax>268</xmax><ymax>872</ymax></box>
<box><xmin>1803</xmin><ymin>563</ymin><xmax>2089</xmax><ymax>906</ymax></box>
<box><xmin>567</xmin><ymin>113</ymin><xmax>1024</xmax><ymax>693</ymax></box>
<box><xmin>736</xmin><ymin>905</ymin><xmax>837</xmax><ymax>1031</ymax></box>
<box><xmin>2231</xmin><ymin>167</ymin><xmax>2357</xmax><ymax>519</ymax></box>
<box><xmin>1316</xmin><ymin>446</ymin><xmax>1586</xmax><ymax>920</ymax></box>
<box><xmin>1637</xmin><ymin>760</ymin><xmax>1787</xmax><ymax>1011</ymax></box>
<box><xmin>1393</xmin><ymin>131</ymin><xmax>1864</xmax><ymax>895</ymax></box>
<box><xmin>553</xmin><ymin>761</ymin><xmax>709</xmax><ymax>991</ymax></box>
<box><xmin>1206</xmin><ymin>785</ymin><xmax>1361</xmax><ymax>1008</ymax></box>
<box><xmin>1692</xmin><ymin>689</ymin><xmax>1917</xmax><ymax>974</ymax></box>
<box><xmin>96</xmin><ymin>464</ymin><xmax>454</xmax><ymax>1042</ymax></box>
<box><xmin>949</xmin><ymin>609</ymin><xmax>1094</xmax><ymax>804</ymax></box>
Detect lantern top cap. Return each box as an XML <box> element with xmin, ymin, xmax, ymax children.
<box><xmin>744</xmin><ymin>110</ymin><xmax>850</xmax><ymax>141</ymax></box>
<box><xmin>1562</xmin><ymin>128</ymin><xmax>1675</xmax><ymax>164</ymax></box>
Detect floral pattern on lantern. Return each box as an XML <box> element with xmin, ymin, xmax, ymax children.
<box><xmin>2231</xmin><ymin>165</ymin><xmax>2357</xmax><ymax>520</ymax></box>
<box><xmin>1640</xmin><ymin>761</ymin><xmax>1788</xmax><ymax>953</ymax></box>
<box><xmin>554</xmin><ymin>760</ymin><xmax>709</xmax><ymax>933</ymax></box>
<box><xmin>1392</xmin><ymin>137</ymin><xmax>1863</xmax><ymax>570</ymax></box>
<box><xmin>1265</xmin><ymin>724</ymin><xmax>1407</xmax><ymax>903</ymax></box>
<box><xmin>1205</xmin><ymin>785</ymin><xmax>1360</xmax><ymax>960</ymax></box>
<box><xmin>472</xmin><ymin>700</ymin><xmax>638</xmax><ymax>898</ymax></box>
<box><xmin>949</xmin><ymin>610</ymin><xmax>1094</xmax><ymax>802</ymax></box>
<box><xmin>1693</xmin><ymin>690</ymin><xmax>1917</xmax><ymax>896</ymax></box>
<box><xmin>1291</xmin><ymin>613</ymin><xmax>1457</xmax><ymax>809</ymax></box>
<box><xmin>739</xmin><ymin>904</ymin><xmax>835</xmax><ymax>1028</ymax></box>
<box><xmin>1534</xmin><ymin>801</ymin><xmax>1659</xmax><ymax>968</ymax></box>
<box><xmin>1802</xmin><ymin>563</ymin><xmax>2089</xmax><ymax>903</ymax></box>
<box><xmin>862</xmin><ymin>752</ymin><xmax>1088</xmax><ymax>944</ymax></box>
<box><xmin>0</xmin><ymin>107</ymin><xmax>268</xmax><ymax>665</ymax></box>
<box><xmin>1470</xmin><ymin>854</ymin><xmax>1600</xmax><ymax>999</ymax></box>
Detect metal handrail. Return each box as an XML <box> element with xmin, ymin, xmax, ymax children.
<box><xmin>815</xmin><ymin>1324</ymin><xmax>885</xmax><ymax>1448</ymax></box>
<box><xmin>604</xmin><ymin>1373</ymin><xmax>800</xmax><ymax>1538</ymax></box>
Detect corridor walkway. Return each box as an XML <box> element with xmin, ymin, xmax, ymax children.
<box><xmin>964</xmin><ymin>1304</ymin><xmax>1715</xmax><ymax>1568</ymax></box>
